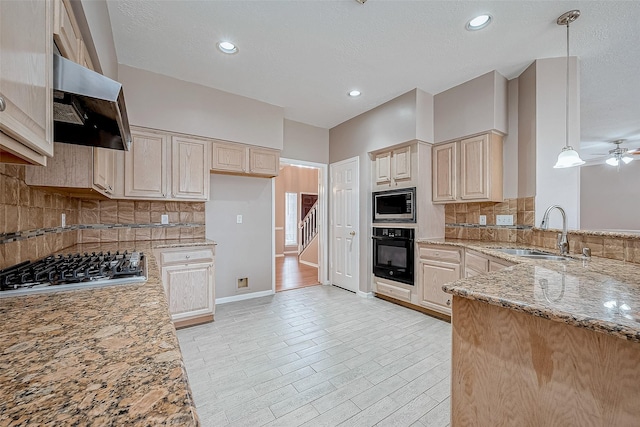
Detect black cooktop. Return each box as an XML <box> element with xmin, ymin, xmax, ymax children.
<box><xmin>0</xmin><ymin>251</ymin><xmax>145</xmax><ymax>292</ymax></box>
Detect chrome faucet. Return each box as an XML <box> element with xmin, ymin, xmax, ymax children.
<box><xmin>540</xmin><ymin>205</ymin><xmax>569</xmax><ymax>255</ymax></box>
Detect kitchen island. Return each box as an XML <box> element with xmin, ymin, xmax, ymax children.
<box><xmin>0</xmin><ymin>239</ymin><xmax>214</xmax><ymax>426</ymax></box>
<box><xmin>429</xmin><ymin>240</ymin><xmax>640</xmax><ymax>426</ymax></box>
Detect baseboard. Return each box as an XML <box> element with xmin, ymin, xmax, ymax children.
<box><xmin>357</xmin><ymin>290</ymin><xmax>374</xmax><ymax>298</ymax></box>
<box><xmin>299</xmin><ymin>259</ymin><xmax>319</xmax><ymax>268</ymax></box>
<box><xmin>322</xmin><ymin>280</ymin><xmax>331</xmax><ymax>286</ymax></box>
<box><xmin>275</xmin><ymin>254</ymin><xmax>284</xmax><ymax>258</ymax></box>
<box><xmin>283</xmin><ymin>251</ymin><xmax>298</xmax><ymax>255</ymax></box>
<box><xmin>216</xmin><ymin>290</ymin><xmax>275</xmax><ymax>305</ymax></box>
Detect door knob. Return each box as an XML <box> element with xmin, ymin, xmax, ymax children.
<box><xmin>350</xmin><ymin>231</ymin><xmax>356</xmax><ymax>236</ymax></box>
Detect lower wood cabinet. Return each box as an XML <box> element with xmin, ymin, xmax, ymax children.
<box><xmin>418</xmin><ymin>244</ymin><xmax>463</xmax><ymax>315</ymax></box>
<box><xmin>155</xmin><ymin>245</ymin><xmax>216</xmax><ymax>328</ymax></box>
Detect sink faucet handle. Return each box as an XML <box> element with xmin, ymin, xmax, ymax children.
<box><xmin>582</xmin><ymin>247</ymin><xmax>591</xmax><ymax>258</ymax></box>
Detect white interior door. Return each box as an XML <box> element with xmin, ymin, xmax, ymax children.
<box><xmin>330</xmin><ymin>157</ymin><xmax>359</xmax><ymax>293</ymax></box>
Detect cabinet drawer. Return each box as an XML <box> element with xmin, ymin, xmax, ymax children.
<box><xmin>419</xmin><ymin>246</ymin><xmax>461</xmax><ymax>263</ymax></box>
<box><xmin>376</xmin><ymin>281</ymin><xmax>411</xmax><ymax>302</ymax></box>
<box><xmin>161</xmin><ymin>249</ymin><xmax>214</xmax><ymax>265</ymax></box>
<box><xmin>465</xmin><ymin>251</ymin><xmax>489</xmax><ymax>273</ymax></box>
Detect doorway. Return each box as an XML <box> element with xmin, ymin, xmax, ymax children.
<box><xmin>273</xmin><ymin>159</ymin><xmax>328</xmax><ymax>292</ymax></box>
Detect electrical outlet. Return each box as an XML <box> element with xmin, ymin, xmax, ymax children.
<box><xmin>237</xmin><ymin>215</ymin><xmax>243</xmax><ymax>224</ymax></box>
<box><xmin>161</xmin><ymin>214</ymin><xmax>169</xmax><ymax>225</ymax></box>
<box><xmin>61</xmin><ymin>213</ymin><xmax>66</xmax><ymax>228</ymax></box>
<box><xmin>479</xmin><ymin>215</ymin><xmax>486</xmax><ymax>225</ymax></box>
<box><xmin>496</xmin><ymin>214</ymin><xmax>514</xmax><ymax>226</ymax></box>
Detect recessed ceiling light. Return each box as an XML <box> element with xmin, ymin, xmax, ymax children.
<box><xmin>466</xmin><ymin>14</ymin><xmax>492</xmax><ymax>31</ymax></box>
<box><xmin>348</xmin><ymin>90</ymin><xmax>361</xmax><ymax>97</ymax></box>
<box><xmin>217</xmin><ymin>41</ymin><xmax>238</xmax><ymax>54</ymax></box>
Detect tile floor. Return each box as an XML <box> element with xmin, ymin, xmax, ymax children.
<box><xmin>177</xmin><ymin>285</ymin><xmax>452</xmax><ymax>427</ymax></box>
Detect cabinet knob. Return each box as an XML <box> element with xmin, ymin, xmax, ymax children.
<box><xmin>446</xmin><ymin>299</ymin><xmax>451</xmax><ymax>306</ymax></box>
<box><xmin>185</xmin><ymin>255</ymin><xmax>190</xmax><ymax>259</ymax></box>
<box><xmin>0</xmin><ymin>96</ymin><xmax>5</xmax><ymax>112</ymax></box>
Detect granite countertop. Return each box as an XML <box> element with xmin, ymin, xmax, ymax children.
<box><xmin>0</xmin><ymin>238</ymin><xmax>215</xmax><ymax>426</ymax></box>
<box><xmin>417</xmin><ymin>239</ymin><xmax>640</xmax><ymax>343</ymax></box>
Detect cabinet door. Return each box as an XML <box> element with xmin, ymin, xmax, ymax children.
<box><xmin>421</xmin><ymin>260</ymin><xmax>459</xmax><ymax>309</ymax></box>
<box><xmin>53</xmin><ymin>0</ymin><xmax>80</xmax><ymax>62</ymax></box>
<box><xmin>249</xmin><ymin>147</ymin><xmax>279</xmax><ymax>177</ymax></box>
<box><xmin>211</xmin><ymin>141</ymin><xmax>246</xmax><ymax>173</ymax></box>
<box><xmin>79</xmin><ymin>40</ymin><xmax>94</xmax><ymax>70</ymax></box>
<box><xmin>460</xmin><ymin>134</ymin><xmax>489</xmax><ymax>200</ymax></box>
<box><xmin>94</xmin><ymin>147</ymin><xmax>115</xmax><ymax>195</ymax></box>
<box><xmin>162</xmin><ymin>262</ymin><xmax>214</xmax><ymax>320</ymax></box>
<box><xmin>172</xmin><ymin>136</ymin><xmax>210</xmax><ymax>200</ymax></box>
<box><xmin>432</xmin><ymin>142</ymin><xmax>456</xmax><ymax>202</ymax></box>
<box><xmin>125</xmin><ymin>129</ymin><xmax>168</xmax><ymax>198</ymax></box>
<box><xmin>375</xmin><ymin>152</ymin><xmax>391</xmax><ymax>184</ymax></box>
<box><xmin>392</xmin><ymin>146</ymin><xmax>411</xmax><ymax>181</ymax></box>
<box><xmin>489</xmin><ymin>259</ymin><xmax>514</xmax><ymax>272</ymax></box>
<box><xmin>0</xmin><ymin>0</ymin><xmax>53</xmax><ymax>162</ymax></box>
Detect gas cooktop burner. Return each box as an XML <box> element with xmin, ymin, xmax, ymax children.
<box><xmin>0</xmin><ymin>251</ymin><xmax>146</xmax><ymax>297</ymax></box>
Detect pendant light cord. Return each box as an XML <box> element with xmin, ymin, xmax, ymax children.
<box><xmin>565</xmin><ymin>21</ymin><xmax>570</xmax><ymax>149</ymax></box>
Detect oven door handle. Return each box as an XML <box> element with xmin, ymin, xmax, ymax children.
<box><xmin>371</xmin><ymin>236</ymin><xmax>412</xmax><ymax>241</ymax></box>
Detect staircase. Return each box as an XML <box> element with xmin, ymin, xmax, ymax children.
<box><xmin>299</xmin><ymin>201</ymin><xmax>318</xmax><ymax>255</ymax></box>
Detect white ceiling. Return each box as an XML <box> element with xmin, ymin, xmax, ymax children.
<box><xmin>106</xmin><ymin>1</ymin><xmax>640</xmax><ymax>159</ymax></box>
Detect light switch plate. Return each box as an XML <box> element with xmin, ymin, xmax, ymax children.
<box><xmin>479</xmin><ymin>215</ymin><xmax>486</xmax><ymax>225</ymax></box>
<box><xmin>161</xmin><ymin>214</ymin><xmax>169</xmax><ymax>225</ymax></box>
<box><xmin>496</xmin><ymin>214</ymin><xmax>514</xmax><ymax>226</ymax></box>
<box><xmin>61</xmin><ymin>213</ymin><xmax>66</xmax><ymax>228</ymax></box>
<box><xmin>237</xmin><ymin>215</ymin><xmax>243</xmax><ymax>224</ymax></box>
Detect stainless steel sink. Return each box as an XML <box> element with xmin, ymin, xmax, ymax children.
<box><xmin>495</xmin><ymin>248</ymin><xmax>572</xmax><ymax>261</ymax></box>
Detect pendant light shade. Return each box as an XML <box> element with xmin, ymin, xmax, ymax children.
<box><xmin>554</xmin><ymin>10</ymin><xmax>585</xmax><ymax>169</ymax></box>
<box><xmin>554</xmin><ymin>146</ymin><xmax>585</xmax><ymax>168</ymax></box>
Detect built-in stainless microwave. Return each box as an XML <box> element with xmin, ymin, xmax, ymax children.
<box><xmin>372</xmin><ymin>187</ymin><xmax>416</xmax><ymax>223</ymax></box>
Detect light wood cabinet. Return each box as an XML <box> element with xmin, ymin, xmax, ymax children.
<box><xmin>79</xmin><ymin>40</ymin><xmax>94</xmax><ymax>71</ymax></box>
<box><xmin>53</xmin><ymin>0</ymin><xmax>80</xmax><ymax>62</ymax></box>
<box><xmin>125</xmin><ymin>129</ymin><xmax>169</xmax><ymax>199</ymax></box>
<box><xmin>172</xmin><ymin>135</ymin><xmax>210</xmax><ymax>200</ymax></box>
<box><xmin>125</xmin><ymin>128</ymin><xmax>211</xmax><ymax>201</ymax></box>
<box><xmin>25</xmin><ymin>143</ymin><xmax>120</xmax><ymax>198</ymax></box>
<box><xmin>375</xmin><ymin>279</ymin><xmax>412</xmax><ymax>303</ymax></box>
<box><xmin>211</xmin><ymin>140</ymin><xmax>280</xmax><ymax>177</ymax></box>
<box><xmin>432</xmin><ymin>132</ymin><xmax>503</xmax><ymax>203</ymax></box>
<box><xmin>93</xmin><ymin>148</ymin><xmax>116</xmax><ymax>195</ymax></box>
<box><xmin>0</xmin><ymin>0</ymin><xmax>53</xmax><ymax>165</ymax></box>
<box><xmin>465</xmin><ymin>249</ymin><xmax>515</xmax><ymax>277</ymax></box>
<box><xmin>418</xmin><ymin>244</ymin><xmax>463</xmax><ymax>315</ymax></box>
<box><xmin>155</xmin><ymin>245</ymin><xmax>216</xmax><ymax>329</ymax></box>
<box><xmin>432</xmin><ymin>142</ymin><xmax>456</xmax><ymax>202</ymax></box>
<box><xmin>374</xmin><ymin>145</ymin><xmax>412</xmax><ymax>187</ymax></box>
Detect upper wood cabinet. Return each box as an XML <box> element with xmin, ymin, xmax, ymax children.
<box><xmin>432</xmin><ymin>132</ymin><xmax>503</xmax><ymax>204</ymax></box>
<box><xmin>0</xmin><ymin>0</ymin><xmax>53</xmax><ymax>165</ymax></box>
<box><xmin>93</xmin><ymin>148</ymin><xmax>116</xmax><ymax>195</ymax></box>
<box><xmin>125</xmin><ymin>127</ymin><xmax>210</xmax><ymax>201</ymax></box>
<box><xmin>211</xmin><ymin>140</ymin><xmax>279</xmax><ymax>178</ymax></box>
<box><xmin>125</xmin><ymin>129</ymin><xmax>169</xmax><ymax>199</ymax></box>
<box><xmin>25</xmin><ymin>143</ymin><xmax>116</xmax><ymax>198</ymax></box>
<box><xmin>53</xmin><ymin>0</ymin><xmax>80</xmax><ymax>62</ymax></box>
<box><xmin>432</xmin><ymin>142</ymin><xmax>456</xmax><ymax>202</ymax></box>
<box><xmin>172</xmin><ymin>135</ymin><xmax>210</xmax><ymax>200</ymax></box>
<box><xmin>374</xmin><ymin>145</ymin><xmax>412</xmax><ymax>187</ymax></box>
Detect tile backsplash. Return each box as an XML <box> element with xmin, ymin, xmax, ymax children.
<box><xmin>0</xmin><ymin>164</ymin><xmax>205</xmax><ymax>269</ymax></box>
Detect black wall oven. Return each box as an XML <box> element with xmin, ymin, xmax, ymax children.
<box><xmin>372</xmin><ymin>227</ymin><xmax>414</xmax><ymax>285</ymax></box>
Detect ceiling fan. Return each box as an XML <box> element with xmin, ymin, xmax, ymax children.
<box><xmin>588</xmin><ymin>140</ymin><xmax>640</xmax><ymax>167</ymax></box>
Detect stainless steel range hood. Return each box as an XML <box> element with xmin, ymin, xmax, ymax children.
<box><xmin>53</xmin><ymin>54</ymin><xmax>132</xmax><ymax>151</ymax></box>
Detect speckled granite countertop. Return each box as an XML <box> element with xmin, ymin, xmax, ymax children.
<box><xmin>417</xmin><ymin>239</ymin><xmax>640</xmax><ymax>343</ymax></box>
<box><xmin>0</xmin><ymin>238</ymin><xmax>214</xmax><ymax>426</ymax></box>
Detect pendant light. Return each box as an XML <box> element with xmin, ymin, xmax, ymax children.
<box><xmin>553</xmin><ymin>10</ymin><xmax>585</xmax><ymax>169</ymax></box>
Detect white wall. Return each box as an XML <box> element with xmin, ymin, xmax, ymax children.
<box><xmin>206</xmin><ymin>174</ymin><xmax>273</xmax><ymax>299</ymax></box>
<box><xmin>118</xmin><ymin>64</ymin><xmax>284</xmax><ymax>149</ymax></box>
<box><xmin>282</xmin><ymin>120</ymin><xmax>329</xmax><ymax>164</ymax></box>
<box><xmin>434</xmin><ymin>71</ymin><xmax>508</xmax><ymax>143</ymax></box>
<box><xmin>329</xmin><ymin>89</ymin><xmax>435</xmax><ymax>293</ymax></box>
<box><xmin>534</xmin><ymin>57</ymin><xmax>581</xmax><ymax>230</ymax></box>
<box><xmin>581</xmin><ymin>162</ymin><xmax>640</xmax><ymax>231</ymax></box>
